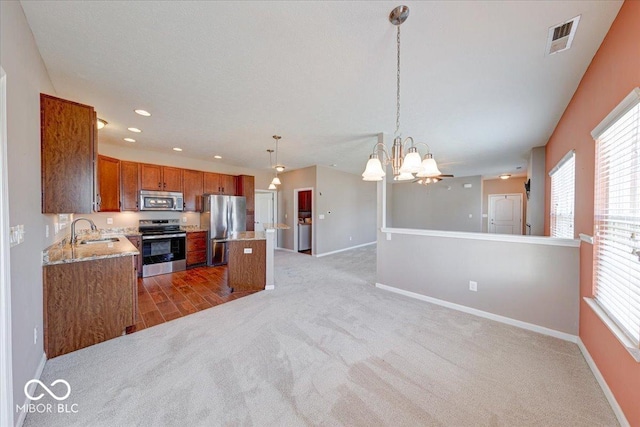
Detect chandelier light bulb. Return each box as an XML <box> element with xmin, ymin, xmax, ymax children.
<box><xmin>362</xmin><ymin>155</ymin><xmax>386</xmax><ymax>181</ymax></box>
<box><xmin>399</xmin><ymin>147</ymin><xmax>422</xmax><ymax>174</ymax></box>
<box><xmin>416</xmin><ymin>153</ymin><xmax>442</xmax><ymax>177</ymax></box>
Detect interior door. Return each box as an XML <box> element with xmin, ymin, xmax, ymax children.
<box><xmin>254</xmin><ymin>192</ymin><xmax>274</xmax><ymax>232</ymax></box>
<box><xmin>488</xmin><ymin>194</ymin><xmax>523</xmax><ymax>235</ymax></box>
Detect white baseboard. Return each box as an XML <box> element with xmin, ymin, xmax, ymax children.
<box><xmin>375</xmin><ymin>283</ymin><xmax>578</xmax><ymax>343</ymax></box>
<box><xmin>577</xmin><ymin>338</ymin><xmax>629</xmax><ymax>427</ymax></box>
<box><xmin>15</xmin><ymin>352</ymin><xmax>46</xmax><ymax>427</ymax></box>
<box><xmin>275</xmin><ymin>247</ymin><xmax>296</xmax><ymax>253</ymax></box>
<box><xmin>265</xmin><ymin>285</ymin><xmax>275</xmax><ymax>291</ymax></box>
<box><xmin>314</xmin><ymin>241</ymin><xmax>376</xmax><ymax>258</ymax></box>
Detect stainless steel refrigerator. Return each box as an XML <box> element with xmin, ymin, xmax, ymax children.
<box><xmin>200</xmin><ymin>195</ymin><xmax>246</xmax><ymax>266</ymax></box>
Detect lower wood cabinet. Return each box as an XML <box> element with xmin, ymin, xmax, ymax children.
<box><xmin>228</xmin><ymin>239</ymin><xmax>265</xmax><ymax>291</ymax></box>
<box><xmin>126</xmin><ymin>235</ymin><xmax>143</xmax><ymax>277</ymax></box>
<box><xmin>186</xmin><ymin>231</ymin><xmax>207</xmax><ymax>267</ymax></box>
<box><xmin>43</xmin><ymin>255</ymin><xmax>136</xmax><ymax>358</ymax></box>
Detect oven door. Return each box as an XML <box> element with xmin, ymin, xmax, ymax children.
<box><xmin>141</xmin><ymin>233</ymin><xmax>186</xmax><ymax>277</ymax></box>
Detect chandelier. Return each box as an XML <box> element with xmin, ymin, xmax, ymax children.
<box><xmin>362</xmin><ymin>5</ymin><xmax>442</xmax><ymax>182</ymax></box>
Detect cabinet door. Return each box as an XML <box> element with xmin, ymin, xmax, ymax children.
<box><xmin>162</xmin><ymin>166</ymin><xmax>183</xmax><ymax>192</ymax></box>
<box><xmin>96</xmin><ymin>155</ymin><xmax>120</xmax><ymax>212</ymax></box>
<box><xmin>220</xmin><ymin>174</ymin><xmax>236</xmax><ymax>195</ymax></box>
<box><xmin>140</xmin><ymin>164</ymin><xmax>163</xmax><ymax>190</ymax></box>
<box><xmin>203</xmin><ymin>172</ymin><xmax>221</xmax><ymax>194</ymax></box>
<box><xmin>120</xmin><ymin>161</ymin><xmax>139</xmax><ymax>211</ymax></box>
<box><xmin>183</xmin><ymin>169</ymin><xmax>203</xmax><ymax>212</ymax></box>
<box><xmin>41</xmin><ymin>94</ymin><xmax>96</xmax><ymax>214</ymax></box>
<box><xmin>236</xmin><ymin>175</ymin><xmax>255</xmax><ymax>231</ymax></box>
<box><xmin>126</xmin><ymin>235</ymin><xmax>143</xmax><ymax>277</ymax></box>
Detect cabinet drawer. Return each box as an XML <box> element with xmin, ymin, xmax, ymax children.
<box><xmin>187</xmin><ymin>250</ymin><xmax>207</xmax><ymax>266</ymax></box>
<box><xmin>187</xmin><ymin>232</ymin><xmax>207</xmax><ymax>252</ymax></box>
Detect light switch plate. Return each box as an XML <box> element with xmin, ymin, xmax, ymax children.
<box><xmin>106</xmin><ymin>217</ymin><xmax>113</xmax><ymax>225</ymax></box>
<box><xmin>244</xmin><ymin>248</ymin><xmax>252</xmax><ymax>254</ymax></box>
<box><xmin>319</xmin><ymin>214</ymin><xmax>325</xmax><ymax>220</ymax></box>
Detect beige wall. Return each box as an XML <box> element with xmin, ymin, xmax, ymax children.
<box><xmin>276</xmin><ymin>166</ymin><xmax>316</xmax><ymax>251</ymax></box>
<box><xmin>377</xmin><ymin>231</ymin><xmax>580</xmax><ymax>335</ymax></box>
<box><xmin>390</xmin><ymin>176</ymin><xmax>483</xmax><ymax>232</ymax></box>
<box><xmin>482</xmin><ymin>177</ymin><xmax>528</xmax><ymax>234</ymax></box>
<box><xmin>1</xmin><ymin>0</ymin><xmax>57</xmax><ymax>416</ymax></box>
<box><xmin>315</xmin><ymin>166</ymin><xmax>376</xmax><ymax>254</ymax></box>
<box><xmin>526</xmin><ymin>146</ymin><xmax>546</xmax><ymax>236</ymax></box>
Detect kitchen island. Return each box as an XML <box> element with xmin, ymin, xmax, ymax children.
<box><xmin>226</xmin><ymin>231</ymin><xmax>267</xmax><ymax>292</ymax></box>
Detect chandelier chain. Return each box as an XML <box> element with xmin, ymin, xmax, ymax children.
<box><xmin>396</xmin><ymin>25</ymin><xmax>401</xmax><ymax>136</ymax></box>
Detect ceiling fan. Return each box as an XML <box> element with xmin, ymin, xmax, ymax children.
<box><xmin>412</xmin><ymin>174</ymin><xmax>454</xmax><ymax>185</ymax></box>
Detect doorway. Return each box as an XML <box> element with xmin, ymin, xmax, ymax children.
<box><xmin>255</xmin><ymin>191</ymin><xmax>276</xmax><ymax>232</ymax></box>
<box><xmin>488</xmin><ymin>193</ymin><xmax>523</xmax><ymax>235</ymax></box>
<box><xmin>293</xmin><ymin>188</ymin><xmax>313</xmax><ymax>254</ymax></box>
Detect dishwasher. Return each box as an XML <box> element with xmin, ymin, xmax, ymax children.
<box><xmin>298</xmin><ymin>223</ymin><xmax>311</xmax><ymax>251</ymax></box>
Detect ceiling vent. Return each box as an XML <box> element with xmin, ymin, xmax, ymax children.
<box><xmin>546</xmin><ymin>15</ymin><xmax>581</xmax><ymax>55</ymax></box>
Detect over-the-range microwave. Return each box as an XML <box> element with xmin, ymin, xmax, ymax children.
<box><xmin>139</xmin><ymin>190</ymin><xmax>184</xmax><ymax>211</ymax></box>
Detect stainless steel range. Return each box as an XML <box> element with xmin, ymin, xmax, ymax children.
<box><xmin>139</xmin><ymin>219</ymin><xmax>186</xmax><ymax>277</ymax></box>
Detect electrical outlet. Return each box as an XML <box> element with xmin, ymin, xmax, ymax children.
<box><xmin>182</xmin><ymin>217</ymin><xmax>187</xmax><ymax>223</ymax></box>
<box><xmin>106</xmin><ymin>217</ymin><xmax>113</xmax><ymax>225</ymax></box>
<box><xmin>46</xmin><ymin>225</ymin><xmax>49</xmax><ymax>238</ymax></box>
<box><xmin>33</xmin><ymin>327</ymin><xmax>38</xmax><ymax>345</ymax></box>
<box><xmin>243</xmin><ymin>248</ymin><xmax>252</xmax><ymax>254</ymax></box>
<box><xmin>469</xmin><ymin>281</ymin><xmax>478</xmax><ymax>292</ymax></box>
<box><xmin>349</xmin><ymin>236</ymin><xmax>352</xmax><ymax>241</ymax></box>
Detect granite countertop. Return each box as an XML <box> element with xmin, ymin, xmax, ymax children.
<box><xmin>262</xmin><ymin>223</ymin><xmax>291</xmax><ymax>230</ymax></box>
<box><xmin>223</xmin><ymin>231</ymin><xmax>266</xmax><ymax>241</ymax></box>
<box><xmin>43</xmin><ymin>235</ymin><xmax>139</xmax><ymax>266</ymax></box>
<box><xmin>182</xmin><ymin>226</ymin><xmax>208</xmax><ymax>233</ymax></box>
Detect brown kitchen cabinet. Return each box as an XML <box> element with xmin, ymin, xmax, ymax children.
<box><xmin>120</xmin><ymin>161</ymin><xmax>140</xmax><ymax>211</ymax></box>
<box><xmin>183</xmin><ymin>169</ymin><xmax>204</xmax><ymax>212</ymax></box>
<box><xmin>43</xmin><ymin>255</ymin><xmax>136</xmax><ymax>358</ymax></box>
<box><xmin>236</xmin><ymin>175</ymin><xmax>255</xmax><ymax>231</ymax></box>
<box><xmin>204</xmin><ymin>172</ymin><xmax>236</xmax><ymax>195</ymax></box>
<box><xmin>126</xmin><ymin>235</ymin><xmax>143</xmax><ymax>277</ymax></box>
<box><xmin>228</xmin><ymin>239</ymin><xmax>265</xmax><ymax>291</ymax></box>
<box><xmin>186</xmin><ymin>231</ymin><xmax>207</xmax><ymax>267</ymax></box>
<box><xmin>298</xmin><ymin>190</ymin><xmax>312</xmax><ymax>212</ymax></box>
<box><xmin>96</xmin><ymin>155</ymin><xmax>120</xmax><ymax>212</ymax></box>
<box><xmin>140</xmin><ymin>164</ymin><xmax>183</xmax><ymax>192</ymax></box>
<box><xmin>41</xmin><ymin>93</ymin><xmax>96</xmax><ymax>214</ymax></box>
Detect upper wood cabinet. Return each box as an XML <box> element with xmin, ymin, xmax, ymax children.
<box><xmin>203</xmin><ymin>172</ymin><xmax>235</xmax><ymax>195</ymax></box>
<box><xmin>140</xmin><ymin>164</ymin><xmax>183</xmax><ymax>192</ymax></box>
<box><xmin>298</xmin><ymin>190</ymin><xmax>312</xmax><ymax>212</ymax></box>
<box><xmin>96</xmin><ymin>155</ymin><xmax>120</xmax><ymax>212</ymax></box>
<box><xmin>236</xmin><ymin>175</ymin><xmax>255</xmax><ymax>231</ymax></box>
<box><xmin>120</xmin><ymin>161</ymin><xmax>139</xmax><ymax>211</ymax></box>
<box><xmin>183</xmin><ymin>169</ymin><xmax>203</xmax><ymax>212</ymax></box>
<box><xmin>41</xmin><ymin>93</ymin><xmax>96</xmax><ymax>213</ymax></box>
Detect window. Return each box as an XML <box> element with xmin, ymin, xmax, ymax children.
<box><xmin>591</xmin><ymin>88</ymin><xmax>640</xmax><ymax>349</ymax></box>
<box><xmin>549</xmin><ymin>150</ymin><xmax>575</xmax><ymax>238</ymax></box>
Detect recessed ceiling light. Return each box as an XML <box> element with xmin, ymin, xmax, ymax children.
<box><xmin>331</xmin><ymin>164</ymin><xmax>338</xmax><ymax>167</ymax></box>
<box><xmin>214</xmin><ymin>155</ymin><xmax>222</xmax><ymax>159</ymax></box>
<box><xmin>499</xmin><ymin>174</ymin><xmax>511</xmax><ymax>180</ymax></box>
<box><xmin>173</xmin><ymin>147</ymin><xmax>183</xmax><ymax>152</ymax></box>
<box><xmin>127</xmin><ymin>127</ymin><xmax>142</xmax><ymax>133</ymax></box>
<box><xmin>97</xmin><ymin>118</ymin><xmax>107</xmax><ymax>130</ymax></box>
<box><xmin>124</xmin><ymin>138</ymin><xmax>136</xmax><ymax>143</ymax></box>
<box><xmin>134</xmin><ymin>109</ymin><xmax>151</xmax><ymax>117</ymax></box>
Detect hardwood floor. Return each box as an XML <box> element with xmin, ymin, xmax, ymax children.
<box><xmin>127</xmin><ymin>266</ymin><xmax>260</xmax><ymax>334</ymax></box>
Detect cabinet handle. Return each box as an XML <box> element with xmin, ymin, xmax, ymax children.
<box><xmin>158</xmin><ymin>182</ymin><xmax>161</xmax><ymax>188</ymax></box>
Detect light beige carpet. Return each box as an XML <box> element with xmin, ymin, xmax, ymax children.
<box><xmin>24</xmin><ymin>246</ymin><xmax>618</xmax><ymax>426</ymax></box>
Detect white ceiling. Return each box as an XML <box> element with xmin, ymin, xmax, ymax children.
<box><xmin>21</xmin><ymin>1</ymin><xmax>622</xmax><ymax>179</ymax></box>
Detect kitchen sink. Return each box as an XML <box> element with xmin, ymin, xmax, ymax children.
<box><xmin>79</xmin><ymin>237</ymin><xmax>119</xmax><ymax>245</ymax></box>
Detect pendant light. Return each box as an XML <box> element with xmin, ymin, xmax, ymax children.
<box><xmin>267</xmin><ymin>149</ymin><xmax>277</xmax><ymax>189</ymax></box>
<box><xmin>271</xmin><ymin>135</ymin><xmax>283</xmax><ymax>186</ymax></box>
<box><xmin>361</xmin><ymin>5</ymin><xmax>442</xmax><ymax>182</ymax></box>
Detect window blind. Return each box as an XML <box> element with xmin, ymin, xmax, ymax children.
<box><xmin>592</xmin><ymin>88</ymin><xmax>640</xmax><ymax>347</ymax></box>
<box><xmin>549</xmin><ymin>150</ymin><xmax>575</xmax><ymax>238</ymax></box>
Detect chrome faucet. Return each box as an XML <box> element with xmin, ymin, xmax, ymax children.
<box><xmin>70</xmin><ymin>218</ymin><xmax>97</xmax><ymax>245</ymax></box>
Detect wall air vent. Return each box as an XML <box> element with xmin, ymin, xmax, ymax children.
<box><xmin>545</xmin><ymin>15</ymin><xmax>581</xmax><ymax>55</ymax></box>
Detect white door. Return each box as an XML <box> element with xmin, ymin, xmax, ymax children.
<box><xmin>488</xmin><ymin>194</ymin><xmax>523</xmax><ymax>235</ymax></box>
<box><xmin>255</xmin><ymin>192</ymin><xmax>274</xmax><ymax>232</ymax></box>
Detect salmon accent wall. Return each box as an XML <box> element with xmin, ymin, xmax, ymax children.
<box><xmin>544</xmin><ymin>1</ymin><xmax>640</xmax><ymax>424</ymax></box>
